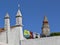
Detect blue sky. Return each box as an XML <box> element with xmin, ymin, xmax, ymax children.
<box><xmin>0</xmin><ymin>0</ymin><xmax>60</xmax><ymax>33</ymax></box>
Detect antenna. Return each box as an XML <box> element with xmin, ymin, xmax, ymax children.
<box><xmin>18</xmin><ymin>4</ymin><xmax>20</xmax><ymax>8</ymax></box>
<box><xmin>17</xmin><ymin>0</ymin><xmax>20</xmax><ymax>9</ymax></box>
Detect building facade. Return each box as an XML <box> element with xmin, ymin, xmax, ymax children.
<box><xmin>0</xmin><ymin>4</ymin><xmax>51</xmax><ymax>45</ymax></box>
<box><xmin>0</xmin><ymin>6</ymin><xmax>25</xmax><ymax>45</ymax></box>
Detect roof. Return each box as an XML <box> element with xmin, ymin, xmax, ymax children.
<box><xmin>43</xmin><ymin>16</ymin><xmax>48</xmax><ymax>22</ymax></box>
<box><xmin>5</xmin><ymin>13</ymin><xmax>10</xmax><ymax>19</ymax></box>
<box><xmin>16</xmin><ymin>9</ymin><xmax>22</xmax><ymax>17</ymax></box>
<box><xmin>0</xmin><ymin>28</ymin><xmax>4</xmax><ymax>32</ymax></box>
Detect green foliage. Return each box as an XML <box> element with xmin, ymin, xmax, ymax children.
<box><xmin>50</xmin><ymin>32</ymin><xmax>60</xmax><ymax>36</ymax></box>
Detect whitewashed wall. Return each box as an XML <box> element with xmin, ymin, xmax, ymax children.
<box><xmin>8</xmin><ymin>27</ymin><xmax>20</xmax><ymax>45</ymax></box>
<box><xmin>21</xmin><ymin>36</ymin><xmax>60</xmax><ymax>45</ymax></box>
<box><xmin>0</xmin><ymin>26</ymin><xmax>24</xmax><ymax>45</ymax></box>
<box><xmin>0</xmin><ymin>31</ymin><xmax>7</xmax><ymax>43</ymax></box>
<box><xmin>0</xmin><ymin>27</ymin><xmax>20</xmax><ymax>45</ymax></box>
<box><xmin>0</xmin><ymin>42</ymin><xmax>8</xmax><ymax>45</ymax></box>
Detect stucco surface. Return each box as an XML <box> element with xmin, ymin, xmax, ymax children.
<box><xmin>21</xmin><ymin>36</ymin><xmax>60</xmax><ymax>45</ymax></box>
